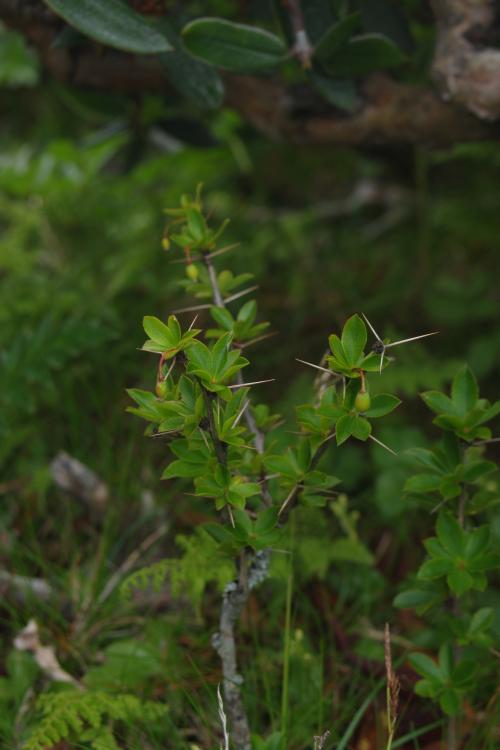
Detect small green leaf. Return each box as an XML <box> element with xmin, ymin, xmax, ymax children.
<box><xmin>418</xmin><ymin>558</ymin><xmax>452</xmax><ymax>580</ymax></box>
<box><xmin>336</xmin><ymin>414</ymin><xmax>356</xmax><ymax>445</ymax></box>
<box><xmin>182</xmin><ymin>18</ymin><xmax>287</xmax><ymax>73</ymax></box>
<box><xmin>341</xmin><ymin>314</ymin><xmax>367</xmax><ymax>366</ymax></box>
<box><xmin>394</xmin><ymin>589</ymin><xmax>441</xmax><ymax>610</ymax></box>
<box><xmin>351</xmin><ymin>415</ymin><xmax>371</xmax><ymax>440</ymax></box>
<box><xmin>255</xmin><ymin>507</ymin><xmax>278</xmax><ymax>535</ymax></box>
<box><xmin>447</xmin><ymin>568</ymin><xmax>474</xmax><ymax>595</ymax></box>
<box><xmin>451</xmin><ymin>365</ymin><xmax>478</xmax><ymax>415</ymax></box>
<box><xmin>409</xmin><ymin>653</ymin><xmax>442</xmax><ymax>682</ymax></box>
<box><xmin>364</xmin><ymin>393</ymin><xmax>401</xmax><ymax>417</ymax></box>
<box><xmin>405</xmin><ymin>474</ymin><xmax>441</xmax><ymax>493</ymax></box>
<box><xmin>436</xmin><ymin>513</ymin><xmax>464</xmax><ymax>557</ymax></box>
<box><xmin>44</xmin><ymin>0</ymin><xmax>172</xmax><ymax>54</ymax></box>
<box><xmin>421</xmin><ymin>390</ymin><xmax>456</xmax><ymax>415</ymax></box>
<box><xmin>143</xmin><ymin>316</ymin><xmax>174</xmax><ymax>347</ymax></box>
<box><xmin>440</xmin><ymin>689</ymin><xmax>461</xmax><ymax>716</ymax></box>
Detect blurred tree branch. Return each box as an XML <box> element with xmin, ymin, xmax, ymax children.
<box><xmin>1</xmin><ymin>0</ymin><xmax>499</xmax><ymax>145</ymax></box>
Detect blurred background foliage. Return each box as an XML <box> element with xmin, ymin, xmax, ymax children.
<box><xmin>1</xmin><ymin>11</ymin><xmax>500</xmax><ymax>749</ymax></box>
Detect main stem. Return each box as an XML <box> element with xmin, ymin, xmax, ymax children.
<box><xmin>202</xmin><ymin>250</ymin><xmax>268</xmax><ymax>749</ymax></box>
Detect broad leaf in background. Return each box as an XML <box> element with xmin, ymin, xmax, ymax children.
<box><xmin>182</xmin><ymin>18</ymin><xmax>287</xmax><ymax>73</ymax></box>
<box><xmin>44</xmin><ymin>0</ymin><xmax>172</xmax><ymax>54</ymax></box>
<box><xmin>322</xmin><ymin>33</ymin><xmax>405</xmax><ymax>77</ymax></box>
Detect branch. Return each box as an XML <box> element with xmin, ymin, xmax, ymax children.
<box><xmin>202</xmin><ymin>252</ymin><xmax>271</xmax><ymax>502</ymax></box>
<box><xmin>0</xmin><ymin>1</ymin><xmax>497</xmax><ymax>146</ymax></box>
<box><xmin>211</xmin><ymin>551</ymin><xmax>269</xmax><ymax>750</ymax></box>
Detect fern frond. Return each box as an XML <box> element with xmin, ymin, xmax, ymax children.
<box><xmin>120</xmin><ymin>528</ymin><xmax>235</xmax><ymax>615</ymax></box>
<box><xmin>23</xmin><ymin>689</ymin><xmax>166</xmax><ymax>750</ymax></box>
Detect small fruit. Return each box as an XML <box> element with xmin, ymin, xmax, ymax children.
<box><xmin>156</xmin><ymin>381</ymin><xmax>168</xmax><ymax>398</ymax></box>
<box><xmin>355</xmin><ymin>389</ymin><xmax>371</xmax><ymax>412</ymax></box>
<box><xmin>186</xmin><ymin>263</ymin><xmax>199</xmax><ymax>281</ymax></box>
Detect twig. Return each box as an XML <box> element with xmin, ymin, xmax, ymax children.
<box><xmin>284</xmin><ymin>0</ymin><xmax>313</xmax><ymax>68</ymax></box>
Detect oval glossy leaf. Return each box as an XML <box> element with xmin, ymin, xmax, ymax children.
<box><xmin>182</xmin><ymin>18</ymin><xmax>287</xmax><ymax>73</ymax></box>
<box><xmin>44</xmin><ymin>0</ymin><xmax>172</xmax><ymax>54</ymax></box>
<box><xmin>309</xmin><ymin>72</ymin><xmax>360</xmax><ymax>112</ymax></box>
<box><xmin>314</xmin><ymin>13</ymin><xmax>361</xmax><ymax>62</ymax></box>
<box><xmin>160</xmin><ymin>51</ymin><xmax>224</xmax><ymax>109</ymax></box>
<box><xmin>323</xmin><ymin>33</ymin><xmax>405</xmax><ymax>77</ymax></box>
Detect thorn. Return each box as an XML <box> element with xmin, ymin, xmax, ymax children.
<box><xmin>224</xmin><ymin>285</ymin><xmax>259</xmax><ymax>304</ymax></box>
<box><xmin>231</xmin><ymin>399</ymin><xmax>250</xmax><ymax>429</ymax></box>
<box><xmin>173</xmin><ymin>303</ymin><xmax>211</xmax><ymax>313</ymax></box>
<box><xmin>206</xmin><ymin>243</ymin><xmax>240</xmax><ymax>259</ymax></box>
<box><xmin>384</xmin><ymin>331</ymin><xmax>439</xmax><ymax>349</ymax></box>
<box><xmin>278</xmin><ymin>486</ymin><xmax>295</xmax><ymax>517</ymax></box>
<box><xmin>228</xmin><ymin>379</ymin><xmax>275</xmax><ymax>390</ymax></box>
<box><xmin>239</xmin><ymin>331</ymin><xmax>278</xmax><ymax>349</ymax></box>
<box><xmin>369</xmin><ymin>434</ymin><xmax>398</xmax><ymax>456</ymax></box>
<box><xmin>362</xmin><ymin>312</ymin><xmax>382</xmax><ymax>343</ymax></box>
<box><xmin>168</xmin><ymin>255</ymin><xmax>202</xmax><ymax>264</ymax></box>
<box><xmin>295</xmin><ymin>358</ymin><xmax>332</xmax><ymax>375</ymax></box>
<box><xmin>164</xmin><ymin>358</ymin><xmax>176</xmax><ymax>381</ymax></box>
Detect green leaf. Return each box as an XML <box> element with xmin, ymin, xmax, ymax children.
<box><xmin>329</xmin><ymin>538</ymin><xmax>373</xmax><ymax>565</ymax></box>
<box><xmin>447</xmin><ymin>568</ymin><xmax>474</xmax><ymax>595</ymax></box>
<box><xmin>469</xmin><ymin>607</ymin><xmax>494</xmax><ymax>634</ymax></box>
<box><xmin>404</xmin><ymin>474</ymin><xmax>441</xmax><ymax>493</ymax></box>
<box><xmin>364</xmin><ymin>394</ymin><xmax>401</xmax><ymax>417</ymax></box>
<box><xmin>308</xmin><ymin>73</ymin><xmax>360</xmax><ymax>112</ymax></box>
<box><xmin>351</xmin><ymin>415</ymin><xmax>371</xmax><ymax>440</ymax></box>
<box><xmin>143</xmin><ymin>316</ymin><xmax>174</xmax><ymax>347</ymax></box>
<box><xmin>409</xmin><ymin>653</ymin><xmax>442</xmax><ymax>682</ymax></box>
<box><xmin>359</xmin><ymin>0</ymin><xmax>413</xmax><ymax>53</ymax></box>
<box><xmin>336</xmin><ymin>413</ymin><xmax>356</xmax><ymax>445</ymax></box>
<box><xmin>451</xmin><ymin>365</ymin><xmax>478</xmax><ymax>415</ymax></box>
<box><xmin>323</xmin><ymin>33</ymin><xmax>405</xmax><ymax>77</ymax></box>
<box><xmin>462</xmin><ymin>460</ymin><xmax>496</xmax><ymax>482</ymax></box>
<box><xmin>341</xmin><ymin>314</ymin><xmax>366</xmax><ymax>366</ymax></box>
<box><xmin>421</xmin><ymin>390</ymin><xmax>456</xmax><ymax>415</ymax></box>
<box><xmin>477</xmin><ymin>399</ymin><xmax>500</xmax><ymax>425</ymax></box>
<box><xmin>440</xmin><ymin>689</ymin><xmax>461</xmax><ymax>716</ymax></box>
<box><xmin>182</xmin><ymin>18</ymin><xmax>287</xmax><ymax>73</ymax></box>
<box><xmin>394</xmin><ymin>589</ymin><xmax>441</xmax><ymax>610</ymax></box>
<box><xmin>160</xmin><ymin>50</ymin><xmax>224</xmax><ymax>110</ymax></box>
<box><xmin>436</xmin><ymin>513</ymin><xmax>464</xmax><ymax>557</ymax></box>
<box><xmin>44</xmin><ymin>0</ymin><xmax>172</xmax><ymax>54</ymax></box>
<box><xmin>254</xmin><ymin>507</ymin><xmax>278</xmax><ymax>535</ymax></box>
<box><xmin>418</xmin><ymin>558</ymin><xmax>452</xmax><ymax>580</ymax></box>
<box><xmin>314</xmin><ymin>13</ymin><xmax>361</xmax><ymax>62</ymax></box>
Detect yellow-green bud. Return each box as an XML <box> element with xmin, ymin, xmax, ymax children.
<box><xmin>186</xmin><ymin>263</ymin><xmax>199</xmax><ymax>281</ymax></box>
<box><xmin>156</xmin><ymin>381</ymin><xmax>168</xmax><ymax>398</ymax></box>
<box><xmin>355</xmin><ymin>389</ymin><xmax>371</xmax><ymax>412</ymax></box>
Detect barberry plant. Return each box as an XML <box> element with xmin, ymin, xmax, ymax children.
<box><xmin>396</xmin><ymin>365</ymin><xmax>500</xmax><ymax>744</ymax></box>
<box><xmin>127</xmin><ymin>189</ymin><xmax>432</xmax><ymax>750</ymax></box>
